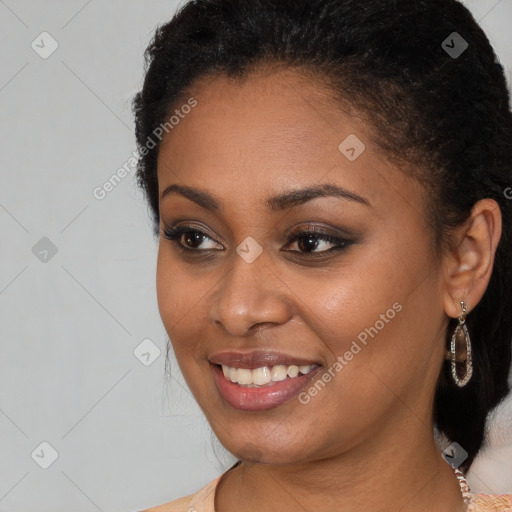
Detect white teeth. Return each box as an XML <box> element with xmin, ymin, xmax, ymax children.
<box><xmin>287</xmin><ymin>365</ymin><xmax>299</xmax><ymax>378</ymax></box>
<box><xmin>237</xmin><ymin>368</ymin><xmax>253</xmax><ymax>385</ymax></box>
<box><xmin>271</xmin><ymin>365</ymin><xmax>288</xmax><ymax>382</ymax></box>
<box><xmin>252</xmin><ymin>366</ymin><xmax>271</xmax><ymax>385</ymax></box>
<box><xmin>221</xmin><ymin>363</ymin><xmax>316</xmax><ymax>387</ymax></box>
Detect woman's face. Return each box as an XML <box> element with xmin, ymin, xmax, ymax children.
<box><xmin>156</xmin><ymin>67</ymin><xmax>448</xmax><ymax>464</ymax></box>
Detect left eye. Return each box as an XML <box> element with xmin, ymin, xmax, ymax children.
<box><xmin>285</xmin><ymin>230</ymin><xmax>349</xmax><ymax>254</ymax></box>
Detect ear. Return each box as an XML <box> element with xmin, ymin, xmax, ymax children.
<box><xmin>442</xmin><ymin>198</ymin><xmax>502</xmax><ymax>318</ymax></box>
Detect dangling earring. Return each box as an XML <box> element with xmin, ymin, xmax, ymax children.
<box><xmin>448</xmin><ymin>301</ymin><xmax>473</xmax><ymax>387</ymax></box>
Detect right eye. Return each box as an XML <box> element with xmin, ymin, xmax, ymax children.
<box><xmin>162</xmin><ymin>225</ymin><xmax>223</xmax><ymax>251</ymax></box>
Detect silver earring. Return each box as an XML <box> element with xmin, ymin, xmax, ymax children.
<box><xmin>449</xmin><ymin>301</ymin><xmax>473</xmax><ymax>387</ymax></box>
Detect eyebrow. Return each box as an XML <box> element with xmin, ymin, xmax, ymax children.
<box><xmin>160</xmin><ymin>182</ymin><xmax>371</xmax><ymax>212</ymax></box>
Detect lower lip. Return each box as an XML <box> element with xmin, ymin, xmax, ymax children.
<box><xmin>211</xmin><ymin>364</ymin><xmax>322</xmax><ymax>411</ymax></box>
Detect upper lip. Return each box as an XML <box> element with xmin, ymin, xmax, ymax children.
<box><xmin>209</xmin><ymin>350</ymin><xmax>321</xmax><ymax>369</ymax></box>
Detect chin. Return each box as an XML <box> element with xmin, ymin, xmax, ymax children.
<box><xmin>220</xmin><ymin>434</ymin><xmax>316</xmax><ymax>465</ymax></box>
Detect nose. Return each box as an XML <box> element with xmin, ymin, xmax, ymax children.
<box><xmin>210</xmin><ymin>247</ymin><xmax>293</xmax><ymax>337</ymax></box>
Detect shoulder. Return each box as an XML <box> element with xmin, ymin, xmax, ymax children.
<box><xmin>138</xmin><ymin>475</ymin><xmax>221</xmax><ymax>512</ymax></box>
<box><xmin>468</xmin><ymin>492</ymin><xmax>512</xmax><ymax>511</ymax></box>
<box><xmin>139</xmin><ymin>494</ymin><xmax>194</xmax><ymax>511</ymax></box>
<box><xmin>139</xmin><ymin>494</ymin><xmax>194</xmax><ymax>512</ymax></box>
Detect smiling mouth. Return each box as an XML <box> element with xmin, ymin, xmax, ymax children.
<box><xmin>217</xmin><ymin>363</ymin><xmax>319</xmax><ymax>387</ymax></box>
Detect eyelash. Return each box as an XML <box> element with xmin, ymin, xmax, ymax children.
<box><xmin>161</xmin><ymin>224</ymin><xmax>353</xmax><ymax>257</ymax></box>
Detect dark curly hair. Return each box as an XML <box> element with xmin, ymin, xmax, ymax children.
<box><xmin>132</xmin><ymin>0</ymin><xmax>512</xmax><ymax>472</ymax></box>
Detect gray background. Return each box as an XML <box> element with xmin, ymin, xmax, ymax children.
<box><xmin>0</xmin><ymin>1</ymin><xmax>511</xmax><ymax>510</ymax></box>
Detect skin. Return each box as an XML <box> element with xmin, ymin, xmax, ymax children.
<box><xmin>150</xmin><ymin>65</ymin><xmax>501</xmax><ymax>512</ymax></box>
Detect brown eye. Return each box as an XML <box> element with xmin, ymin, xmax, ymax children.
<box><xmin>162</xmin><ymin>226</ymin><xmax>223</xmax><ymax>251</ymax></box>
<box><xmin>181</xmin><ymin>230</ymin><xmax>206</xmax><ymax>249</ymax></box>
<box><xmin>285</xmin><ymin>229</ymin><xmax>351</xmax><ymax>255</ymax></box>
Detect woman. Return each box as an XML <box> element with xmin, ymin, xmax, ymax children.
<box><xmin>132</xmin><ymin>0</ymin><xmax>512</xmax><ymax>510</ymax></box>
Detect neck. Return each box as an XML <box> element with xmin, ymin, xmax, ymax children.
<box><xmin>215</xmin><ymin>420</ymin><xmax>467</xmax><ymax>512</ymax></box>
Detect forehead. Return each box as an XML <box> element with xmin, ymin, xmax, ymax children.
<box><xmin>156</xmin><ymin>67</ymin><xmax>426</xmax><ymax>221</ymax></box>
<box><xmin>160</xmin><ymin>68</ymin><xmax>341</xmax><ymax>161</ymax></box>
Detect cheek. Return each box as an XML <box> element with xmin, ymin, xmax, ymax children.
<box><xmin>156</xmin><ymin>246</ymin><xmax>222</xmax><ymax>377</ymax></box>
<box><xmin>284</xmin><ymin>250</ymin><xmax>407</xmax><ymax>344</ymax></box>
<box><xmin>156</xmin><ymin>248</ymin><xmax>198</xmax><ymax>357</ymax></box>
<box><xmin>156</xmin><ymin>249</ymin><xmax>177</xmax><ymax>329</ymax></box>
<box><xmin>297</xmin><ymin>236</ymin><xmax>439</xmax><ymax>375</ymax></box>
